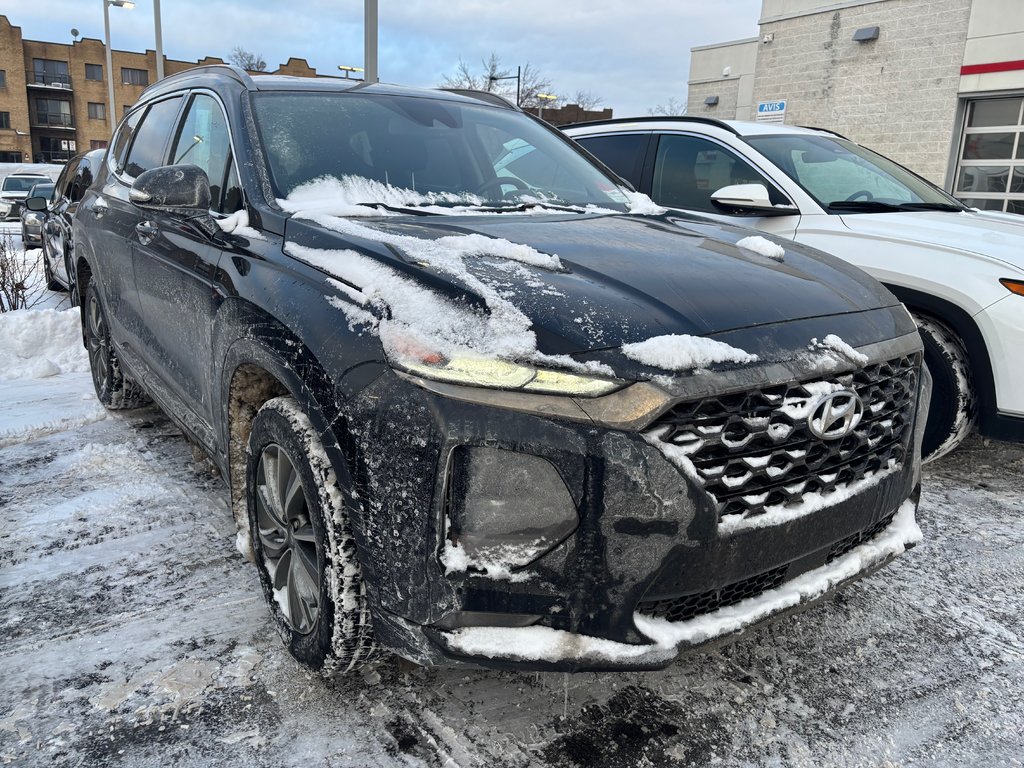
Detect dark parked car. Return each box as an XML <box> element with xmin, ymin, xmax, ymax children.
<box><xmin>25</xmin><ymin>149</ymin><xmax>104</xmax><ymax>299</ymax></box>
<box><xmin>73</xmin><ymin>66</ymin><xmax>928</xmax><ymax>675</ymax></box>
<box><xmin>20</xmin><ymin>181</ymin><xmax>54</xmax><ymax>247</ymax></box>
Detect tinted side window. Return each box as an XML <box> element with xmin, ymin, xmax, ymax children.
<box><xmin>111</xmin><ymin>109</ymin><xmax>143</xmax><ymax>173</ymax></box>
<box><xmin>123</xmin><ymin>97</ymin><xmax>183</xmax><ymax>178</ymax></box>
<box><xmin>71</xmin><ymin>159</ymin><xmax>95</xmax><ymax>203</ymax></box>
<box><xmin>576</xmin><ymin>134</ymin><xmax>648</xmax><ymax>187</ymax></box>
<box><xmin>54</xmin><ymin>158</ymin><xmax>78</xmax><ymax>201</ymax></box>
<box><xmin>652</xmin><ymin>134</ymin><xmax>782</xmax><ymax>212</ymax></box>
<box><xmin>171</xmin><ymin>94</ymin><xmax>238</xmax><ymax>211</ymax></box>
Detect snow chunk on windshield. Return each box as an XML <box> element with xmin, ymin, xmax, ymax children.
<box><xmin>736</xmin><ymin>235</ymin><xmax>785</xmax><ymax>261</ymax></box>
<box><xmin>622</xmin><ymin>334</ymin><xmax>758</xmax><ymax>371</ymax></box>
<box><xmin>809</xmin><ymin>334</ymin><xmax>869</xmax><ymax>366</ymax></box>
<box><xmin>623</xmin><ymin>190</ymin><xmax>667</xmax><ymax>216</ymax></box>
<box><xmin>278</xmin><ymin>175</ymin><xmax>485</xmax><ymax>217</ymax></box>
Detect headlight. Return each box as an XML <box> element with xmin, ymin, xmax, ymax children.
<box><xmin>385</xmin><ymin>335</ymin><xmax>623</xmax><ymax>397</ymax></box>
<box><xmin>0</xmin><ymin>202</ymin><xmax>10</xmax><ymax>216</ymax></box>
<box><xmin>1000</xmin><ymin>278</ymin><xmax>1024</xmax><ymax>297</ymax></box>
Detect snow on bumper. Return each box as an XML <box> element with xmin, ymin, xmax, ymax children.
<box><xmin>435</xmin><ymin>498</ymin><xmax>921</xmax><ymax>670</ymax></box>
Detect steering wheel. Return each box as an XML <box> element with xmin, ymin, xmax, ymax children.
<box><xmin>845</xmin><ymin>189</ymin><xmax>874</xmax><ymax>202</ymax></box>
<box><xmin>476</xmin><ymin>176</ymin><xmax>530</xmax><ymax>197</ymax></box>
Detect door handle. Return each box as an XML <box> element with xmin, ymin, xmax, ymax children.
<box><xmin>135</xmin><ymin>221</ymin><xmax>159</xmax><ymax>242</ymax></box>
<box><xmin>93</xmin><ymin>198</ymin><xmax>108</xmax><ymax>218</ymax></box>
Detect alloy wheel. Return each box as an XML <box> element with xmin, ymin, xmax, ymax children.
<box><xmin>255</xmin><ymin>443</ymin><xmax>321</xmax><ymax>634</ymax></box>
<box><xmin>86</xmin><ymin>293</ymin><xmax>110</xmax><ymax>396</ymax></box>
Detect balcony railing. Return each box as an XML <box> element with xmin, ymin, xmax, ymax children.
<box><xmin>28</xmin><ymin>71</ymin><xmax>73</xmax><ymax>90</ymax></box>
<box><xmin>36</xmin><ymin>149</ymin><xmax>75</xmax><ymax>163</ymax></box>
<box><xmin>33</xmin><ymin>112</ymin><xmax>76</xmax><ymax>129</ymax></box>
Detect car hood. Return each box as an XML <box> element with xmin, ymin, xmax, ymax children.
<box><xmin>839</xmin><ymin>209</ymin><xmax>1024</xmax><ymax>272</ymax></box>
<box><xmin>285</xmin><ymin>212</ymin><xmax>907</xmax><ymax>366</ymax></box>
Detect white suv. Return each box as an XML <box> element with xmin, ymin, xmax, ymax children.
<box><xmin>564</xmin><ymin>118</ymin><xmax>1024</xmax><ymax>460</ymax></box>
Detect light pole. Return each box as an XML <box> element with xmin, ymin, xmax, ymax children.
<box><xmin>364</xmin><ymin>0</ymin><xmax>378</xmax><ymax>83</ymax></box>
<box><xmin>154</xmin><ymin>0</ymin><xmax>163</xmax><ymax>81</ymax></box>
<box><xmin>536</xmin><ymin>92</ymin><xmax>557</xmax><ymax>121</ymax></box>
<box><xmin>103</xmin><ymin>0</ymin><xmax>134</xmax><ymax>134</ymax></box>
<box><xmin>338</xmin><ymin>65</ymin><xmax>364</xmax><ymax>80</ymax></box>
<box><xmin>488</xmin><ymin>66</ymin><xmax>521</xmax><ymax>106</ymax></box>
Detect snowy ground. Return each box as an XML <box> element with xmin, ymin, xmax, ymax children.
<box><xmin>1</xmin><ymin>233</ymin><xmax>1022</xmax><ymax>767</ymax></box>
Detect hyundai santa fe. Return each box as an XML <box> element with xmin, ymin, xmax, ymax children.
<box><xmin>73</xmin><ymin>66</ymin><xmax>928</xmax><ymax>674</ymax></box>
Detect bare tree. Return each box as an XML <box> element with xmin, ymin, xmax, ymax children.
<box><xmin>440</xmin><ymin>54</ymin><xmax>553</xmax><ymax>107</ymax></box>
<box><xmin>230</xmin><ymin>46</ymin><xmax>268</xmax><ymax>72</ymax></box>
<box><xmin>0</xmin><ymin>234</ymin><xmax>47</xmax><ymax>312</ymax></box>
<box><xmin>648</xmin><ymin>97</ymin><xmax>687</xmax><ymax>116</ymax></box>
<box><xmin>568</xmin><ymin>90</ymin><xmax>604</xmax><ymax>110</ymax></box>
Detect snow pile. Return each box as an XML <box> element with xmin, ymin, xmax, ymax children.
<box><xmin>278</xmin><ymin>175</ymin><xmax>484</xmax><ymax>218</ymax></box>
<box><xmin>621</xmin><ymin>334</ymin><xmax>758</xmax><ymax>371</ymax></box>
<box><xmin>440</xmin><ymin>540</ymin><xmax>536</xmax><ymax>582</ymax></box>
<box><xmin>736</xmin><ymin>235</ymin><xmax>785</xmax><ymax>261</ymax></box>
<box><xmin>809</xmin><ymin>334</ymin><xmax>869</xmax><ymax>366</ymax></box>
<box><xmin>623</xmin><ymin>190</ymin><xmax>667</xmax><ymax>215</ymax></box>
<box><xmin>0</xmin><ymin>308</ymin><xmax>87</xmax><ymax>381</ymax></box>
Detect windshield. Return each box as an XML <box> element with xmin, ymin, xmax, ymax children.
<box><xmin>251</xmin><ymin>92</ymin><xmax>629</xmax><ymax>210</ymax></box>
<box><xmin>2</xmin><ymin>177</ymin><xmax>47</xmax><ymax>193</ymax></box>
<box><xmin>744</xmin><ymin>134</ymin><xmax>964</xmax><ymax>213</ymax></box>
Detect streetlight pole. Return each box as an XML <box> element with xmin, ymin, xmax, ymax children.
<box><xmin>488</xmin><ymin>66</ymin><xmax>521</xmax><ymax>106</ymax></box>
<box><xmin>536</xmin><ymin>92</ymin><xmax>557</xmax><ymax>121</ymax></box>
<box><xmin>364</xmin><ymin>0</ymin><xmax>378</xmax><ymax>83</ymax></box>
<box><xmin>102</xmin><ymin>0</ymin><xmax>134</xmax><ymax>135</ymax></box>
<box><xmin>154</xmin><ymin>0</ymin><xmax>163</xmax><ymax>81</ymax></box>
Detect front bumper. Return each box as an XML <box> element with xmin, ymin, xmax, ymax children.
<box><xmin>22</xmin><ymin>223</ymin><xmax>42</xmax><ymax>245</ymax></box>
<box><xmin>975</xmin><ymin>293</ymin><xmax>1024</xmax><ymax>438</ymax></box>
<box><xmin>343</xmin><ymin>332</ymin><xmax>928</xmax><ymax>671</ymax></box>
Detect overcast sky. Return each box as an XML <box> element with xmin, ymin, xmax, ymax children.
<box><xmin>10</xmin><ymin>1</ymin><xmax>762</xmax><ymax>115</ymax></box>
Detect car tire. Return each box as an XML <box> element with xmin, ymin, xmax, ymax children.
<box><xmin>43</xmin><ymin>248</ymin><xmax>65</xmax><ymax>292</ymax></box>
<box><xmin>246</xmin><ymin>395</ymin><xmax>379</xmax><ymax>675</ymax></box>
<box><xmin>83</xmin><ymin>282</ymin><xmax>149</xmax><ymax>409</ymax></box>
<box><xmin>913</xmin><ymin>313</ymin><xmax>976</xmax><ymax>462</ymax></box>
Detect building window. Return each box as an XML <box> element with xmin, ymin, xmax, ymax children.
<box><xmin>91</xmin><ymin>140</ymin><xmax>108</xmax><ymax>150</ymax></box>
<box><xmin>0</xmin><ymin>70</ymin><xmax>6</xmax><ymax>88</ymax></box>
<box><xmin>123</xmin><ymin>105</ymin><xmax>133</xmax><ymax>118</ymax></box>
<box><xmin>121</xmin><ymin>67</ymin><xmax>149</xmax><ymax>86</ymax></box>
<box><xmin>955</xmin><ymin>97</ymin><xmax>1024</xmax><ymax>214</ymax></box>
<box><xmin>88</xmin><ymin>102</ymin><xmax>106</xmax><ymax>120</ymax></box>
<box><xmin>38</xmin><ymin>136</ymin><xmax>76</xmax><ymax>163</ymax></box>
<box><xmin>0</xmin><ymin>112</ymin><xmax>9</xmax><ymax>130</ymax></box>
<box><xmin>32</xmin><ymin>58</ymin><xmax>71</xmax><ymax>88</ymax></box>
<box><xmin>85</xmin><ymin>63</ymin><xmax>103</xmax><ymax>81</ymax></box>
<box><xmin>34</xmin><ymin>98</ymin><xmax>74</xmax><ymax>128</ymax></box>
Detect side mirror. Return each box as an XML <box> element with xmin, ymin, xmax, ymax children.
<box><xmin>711</xmin><ymin>184</ymin><xmax>798</xmax><ymax>216</ymax></box>
<box><xmin>25</xmin><ymin>196</ymin><xmax>48</xmax><ymax>212</ymax></box>
<box><xmin>129</xmin><ymin>164</ymin><xmax>211</xmax><ymax>213</ymax></box>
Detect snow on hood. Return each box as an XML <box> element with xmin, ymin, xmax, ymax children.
<box><xmin>622</xmin><ymin>334</ymin><xmax>757</xmax><ymax>371</ymax></box>
<box><xmin>839</xmin><ymin>209</ymin><xmax>1024</xmax><ymax>272</ymax></box>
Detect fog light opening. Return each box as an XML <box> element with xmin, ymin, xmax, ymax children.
<box><xmin>441</xmin><ymin>447</ymin><xmax>579</xmax><ymax>578</ymax></box>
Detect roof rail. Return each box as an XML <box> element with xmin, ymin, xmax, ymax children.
<box><xmin>141</xmin><ymin>64</ymin><xmax>254</xmax><ymax>97</ymax></box>
<box><xmin>798</xmin><ymin>125</ymin><xmax>849</xmax><ymax>139</ymax></box>
<box><xmin>439</xmin><ymin>88</ymin><xmax>519</xmax><ymax>110</ymax></box>
<box><xmin>561</xmin><ymin>115</ymin><xmax>741</xmax><ymax>136</ymax></box>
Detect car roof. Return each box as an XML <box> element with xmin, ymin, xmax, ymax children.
<box><xmin>561</xmin><ymin>116</ymin><xmax>834</xmax><ymax>139</ymax></box>
<box><xmin>139</xmin><ymin>64</ymin><xmax>514</xmax><ymax>111</ymax></box>
<box><xmin>8</xmin><ymin>172</ymin><xmax>51</xmax><ymax>178</ymax></box>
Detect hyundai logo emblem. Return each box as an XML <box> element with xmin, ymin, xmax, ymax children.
<box><xmin>808</xmin><ymin>390</ymin><xmax>864</xmax><ymax>440</ymax></box>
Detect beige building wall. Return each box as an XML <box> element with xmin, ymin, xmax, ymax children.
<box><xmin>0</xmin><ymin>16</ymin><xmax>32</xmax><ymax>161</ymax></box>
<box><xmin>752</xmin><ymin>0</ymin><xmax>972</xmax><ymax>185</ymax></box>
<box><xmin>687</xmin><ymin>38</ymin><xmax>758</xmax><ymax>120</ymax></box>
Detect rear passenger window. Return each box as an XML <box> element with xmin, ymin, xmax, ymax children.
<box><xmin>576</xmin><ymin>134</ymin><xmax>648</xmax><ymax>187</ymax></box>
<box><xmin>122</xmin><ymin>96</ymin><xmax>183</xmax><ymax>178</ymax></box>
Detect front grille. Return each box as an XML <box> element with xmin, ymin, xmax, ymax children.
<box><xmin>638</xmin><ymin>565</ymin><xmax>789</xmax><ymax>622</ymax></box>
<box><xmin>826</xmin><ymin>511</ymin><xmax>896</xmax><ymax>563</ymax></box>
<box><xmin>653</xmin><ymin>354</ymin><xmax>919</xmax><ymax>525</ymax></box>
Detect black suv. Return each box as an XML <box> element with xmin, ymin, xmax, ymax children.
<box><xmin>73</xmin><ymin>66</ymin><xmax>928</xmax><ymax>674</ymax></box>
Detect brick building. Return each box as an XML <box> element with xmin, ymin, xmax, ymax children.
<box><xmin>0</xmin><ymin>15</ymin><xmax>329</xmax><ymax>164</ymax></box>
<box><xmin>687</xmin><ymin>0</ymin><xmax>1024</xmax><ymax>213</ymax></box>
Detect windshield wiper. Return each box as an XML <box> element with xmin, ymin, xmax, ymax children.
<box><xmin>827</xmin><ymin>200</ymin><xmax>964</xmax><ymax>213</ymax></box>
<box><xmin>355</xmin><ymin>202</ymin><xmax>442</xmax><ymax>216</ymax></box>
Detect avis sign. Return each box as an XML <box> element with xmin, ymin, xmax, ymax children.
<box><xmin>756</xmin><ymin>100</ymin><xmax>787</xmax><ymax>124</ymax></box>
